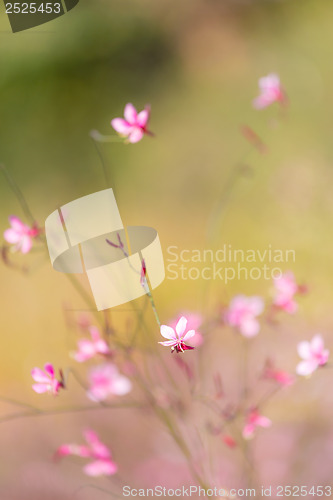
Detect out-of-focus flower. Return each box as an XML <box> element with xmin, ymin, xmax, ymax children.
<box><xmin>253</xmin><ymin>74</ymin><xmax>286</xmax><ymax>109</ymax></box>
<box><xmin>87</xmin><ymin>363</ymin><xmax>132</xmax><ymax>402</ymax></box>
<box><xmin>31</xmin><ymin>363</ymin><xmax>64</xmax><ymax>395</ymax></box>
<box><xmin>72</xmin><ymin>326</ymin><xmax>111</xmax><ymax>362</ymax></box>
<box><xmin>56</xmin><ymin>429</ymin><xmax>117</xmax><ymax>477</ymax></box>
<box><xmin>4</xmin><ymin>216</ymin><xmax>39</xmax><ymax>254</ymax></box>
<box><xmin>273</xmin><ymin>271</ymin><xmax>302</xmax><ymax>314</ymax></box>
<box><xmin>140</xmin><ymin>258</ymin><xmax>150</xmax><ymax>294</ymax></box>
<box><xmin>262</xmin><ymin>360</ymin><xmax>294</xmax><ymax>387</ymax></box>
<box><xmin>111</xmin><ymin>103</ymin><xmax>152</xmax><ymax>143</ymax></box>
<box><xmin>222</xmin><ymin>435</ymin><xmax>237</xmax><ymax>448</ymax></box>
<box><xmin>296</xmin><ymin>334</ymin><xmax>329</xmax><ymax>376</ymax></box>
<box><xmin>243</xmin><ymin>409</ymin><xmax>271</xmax><ymax>439</ymax></box>
<box><xmin>159</xmin><ymin>316</ymin><xmax>196</xmax><ymax>353</ymax></box>
<box><xmin>224</xmin><ymin>295</ymin><xmax>264</xmax><ymax>337</ymax></box>
<box><xmin>170</xmin><ymin>312</ymin><xmax>204</xmax><ymax>347</ymax></box>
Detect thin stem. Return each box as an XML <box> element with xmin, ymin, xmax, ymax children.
<box><xmin>0</xmin><ymin>400</ymin><xmax>143</xmax><ymax>425</ymax></box>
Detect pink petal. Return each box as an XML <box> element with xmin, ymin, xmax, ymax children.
<box><xmin>158</xmin><ymin>340</ymin><xmax>177</xmax><ymax>347</ymax></box>
<box><xmin>297</xmin><ymin>341</ymin><xmax>311</xmax><ymax>360</ymax></box>
<box><xmin>257</xmin><ymin>416</ymin><xmax>272</xmax><ymax>428</ymax></box>
<box><xmin>137</xmin><ymin>108</ymin><xmax>149</xmax><ymax>128</ymax></box>
<box><xmin>20</xmin><ymin>236</ymin><xmax>32</xmax><ymax>254</ymax></box>
<box><xmin>95</xmin><ymin>340</ymin><xmax>111</xmax><ymax>354</ymax></box>
<box><xmin>253</xmin><ymin>96</ymin><xmax>274</xmax><ymax>110</ymax></box>
<box><xmin>160</xmin><ymin>325</ymin><xmax>176</xmax><ymax>340</ymax></box>
<box><xmin>320</xmin><ymin>349</ymin><xmax>330</xmax><ymax>365</ymax></box>
<box><xmin>176</xmin><ymin>316</ymin><xmax>187</xmax><ymax>337</ymax></box>
<box><xmin>84</xmin><ymin>459</ymin><xmax>117</xmax><ymax>476</ymax></box>
<box><xmin>111</xmin><ymin>118</ymin><xmax>132</xmax><ymax>135</ymax></box>
<box><xmin>128</xmin><ymin>128</ymin><xmax>144</xmax><ymax>143</ymax></box>
<box><xmin>111</xmin><ymin>375</ymin><xmax>132</xmax><ymax>396</ymax></box>
<box><xmin>240</xmin><ymin>318</ymin><xmax>260</xmax><ymax>338</ymax></box>
<box><xmin>183</xmin><ymin>329</ymin><xmax>195</xmax><ymax>341</ymax></box>
<box><xmin>296</xmin><ymin>360</ymin><xmax>317</xmax><ymax>376</ymax></box>
<box><xmin>75</xmin><ymin>340</ymin><xmax>96</xmax><ymax>361</ymax></box>
<box><xmin>31</xmin><ymin>368</ymin><xmax>50</xmax><ymax>384</ymax></box>
<box><xmin>9</xmin><ymin>215</ymin><xmax>25</xmax><ymax>231</ymax></box>
<box><xmin>44</xmin><ymin>363</ymin><xmax>55</xmax><ymax>378</ymax></box>
<box><xmin>124</xmin><ymin>103</ymin><xmax>138</xmax><ymax>124</ymax></box>
<box><xmin>242</xmin><ymin>424</ymin><xmax>255</xmax><ymax>439</ymax></box>
<box><xmin>248</xmin><ymin>296</ymin><xmax>264</xmax><ymax>315</ymax></box>
<box><xmin>3</xmin><ymin>228</ymin><xmax>20</xmax><ymax>244</ymax></box>
<box><xmin>259</xmin><ymin>73</ymin><xmax>280</xmax><ymax>91</ymax></box>
<box><xmin>311</xmin><ymin>335</ymin><xmax>324</xmax><ymax>355</ymax></box>
<box><xmin>32</xmin><ymin>383</ymin><xmax>50</xmax><ymax>394</ymax></box>
<box><xmin>90</xmin><ymin>326</ymin><xmax>101</xmax><ymax>342</ymax></box>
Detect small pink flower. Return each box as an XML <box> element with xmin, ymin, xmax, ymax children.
<box><xmin>4</xmin><ymin>216</ymin><xmax>39</xmax><ymax>254</ymax></box>
<box><xmin>222</xmin><ymin>434</ymin><xmax>237</xmax><ymax>449</ymax></box>
<box><xmin>31</xmin><ymin>363</ymin><xmax>64</xmax><ymax>395</ymax></box>
<box><xmin>111</xmin><ymin>103</ymin><xmax>152</xmax><ymax>143</ymax></box>
<box><xmin>296</xmin><ymin>334</ymin><xmax>329</xmax><ymax>376</ymax></box>
<box><xmin>87</xmin><ymin>363</ymin><xmax>132</xmax><ymax>402</ymax></box>
<box><xmin>56</xmin><ymin>429</ymin><xmax>117</xmax><ymax>477</ymax></box>
<box><xmin>73</xmin><ymin>326</ymin><xmax>111</xmax><ymax>362</ymax></box>
<box><xmin>159</xmin><ymin>316</ymin><xmax>196</xmax><ymax>353</ymax></box>
<box><xmin>273</xmin><ymin>271</ymin><xmax>300</xmax><ymax>314</ymax></box>
<box><xmin>243</xmin><ymin>409</ymin><xmax>271</xmax><ymax>439</ymax></box>
<box><xmin>170</xmin><ymin>312</ymin><xmax>204</xmax><ymax>347</ymax></box>
<box><xmin>253</xmin><ymin>74</ymin><xmax>286</xmax><ymax>109</ymax></box>
<box><xmin>263</xmin><ymin>360</ymin><xmax>294</xmax><ymax>387</ymax></box>
<box><xmin>225</xmin><ymin>295</ymin><xmax>264</xmax><ymax>337</ymax></box>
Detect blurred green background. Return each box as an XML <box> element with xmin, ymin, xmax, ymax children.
<box><xmin>1</xmin><ymin>0</ymin><xmax>333</xmax><ymax>498</ymax></box>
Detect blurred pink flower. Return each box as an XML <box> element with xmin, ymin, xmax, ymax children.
<box><xmin>273</xmin><ymin>271</ymin><xmax>300</xmax><ymax>314</ymax></box>
<box><xmin>111</xmin><ymin>103</ymin><xmax>152</xmax><ymax>143</ymax></box>
<box><xmin>225</xmin><ymin>295</ymin><xmax>264</xmax><ymax>337</ymax></box>
<box><xmin>4</xmin><ymin>216</ymin><xmax>39</xmax><ymax>254</ymax></box>
<box><xmin>170</xmin><ymin>312</ymin><xmax>204</xmax><ymax>347</ymax></box>
<box><xmin>243</xmin><ymin>409</ymin><xmax>271</xmax><ymax>439</ymax></box>
<box><xmin>263</xmin><ymin>360</ymin><xmax>294</xmax><ymax>387</ymax></box>
<box><xmin>159</xmin><ymin>316</ymin><xmax>196</xmax><ymax>353</ymax></box>
<box><xmin>73</xmin><ymin>326</ymin><xmax>111</xmax><ymax>362</ymax></box>
<box><xmin>56</xmin><ymin>429</ymin><xmax>117</xmax><ymax>477</ymax></box>
<box><xmin>253</xmin><ymin>74</ymin><xmax>286</xmax><ymax>109</ymax></box>
<box><xmin>222</xmin><ymin>434</ymin><xmax>237</xmax><ymax>448</ymax></box>
<box><xmin>296</xmin><ymin>334</ymin><xmax>329</xmax><ymax>376</ymax></box>
<box><xmin>31</xmin><ymin>363</ymin><xmax>64</xmax><ymax>395</ymax></box>
<box><xmin>87</xmin><ymin>363</ymin><xmax>132</xmax><ymax>402</ymax></box>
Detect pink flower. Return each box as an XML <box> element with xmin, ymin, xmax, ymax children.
<box><xmin>4</xmin><ymin>216</ymin><xmax>39</xmax><ymax>254</ymax></box>
<box><xmin>263</xmin><ymin>360</ymin><xmax>294</xmax><ymax>387</ymax></box>
<box><xmin>222</xmin><ymin>434</ymin><xmax>237</xmax><ymax>449</ymax></box>
<box><xmin>111</xmin><ymin>103</ymin><xmax>152</xmax><ymax>143</ymax></box>
<box><xmin>296</xmin><ymin>334</ymin><xmax>329</xmax><ymax>376</ymax></box>
<box><xmin>87</xmin><ymin>363</ymin><xmax>132</xmax><ymax>402</ymax></box>
<box><xmin>225</xmin><ymin>295</ymin><xmax>264</xmax><ymax>337</ymax></box>
<box><xmin>243</xmin><ymin>409</ymin><xmax>271</xmax><ymax>439</ymax></box>
<box><xmin>253</xmin><ymin>74</ymin><xmax>286</xmax><ymax>109</ymax></box>
<box><xmin>170</xmin><ymin>312</ymin><xmax>204</xmax><ymax>347</ymax></box>
<box><xmin>273</xmin><ymin>271</ymin><xmax>300</xmax><ymax>314</ymax></box>
<box><xmin>73</xmin><ymin>326</ymin><xmax>111</xmax><ymax>362</ymax></box>
<box><xmin>159</xmin><ymin>316</ymin><xmax>196</xmax><ymax>353</ymax></box>
<box><xmin>56</xmin><ymin>429</ymin><xmax>117</xmax><ymax>477</ymax></box>
<box><xmin>31</xmin><ymin>363</ymin><xmax>64</xmax><ymax>395</ymax></box>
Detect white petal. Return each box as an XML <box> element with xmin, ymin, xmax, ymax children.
<box><xmin>176</xmin><ymin>316</ymin><xmax>187</xmax><ymax>337</ymax></box>
<box><xmin>160</xmin><ymin>325</ymin><xmax>176</xmax><ymax>340</ymax></box>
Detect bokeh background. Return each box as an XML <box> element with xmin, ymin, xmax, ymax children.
<box><xmin>1</xmin><ymin>0</ymin><xmax>333</xmax><ymax>498</ymax></box>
